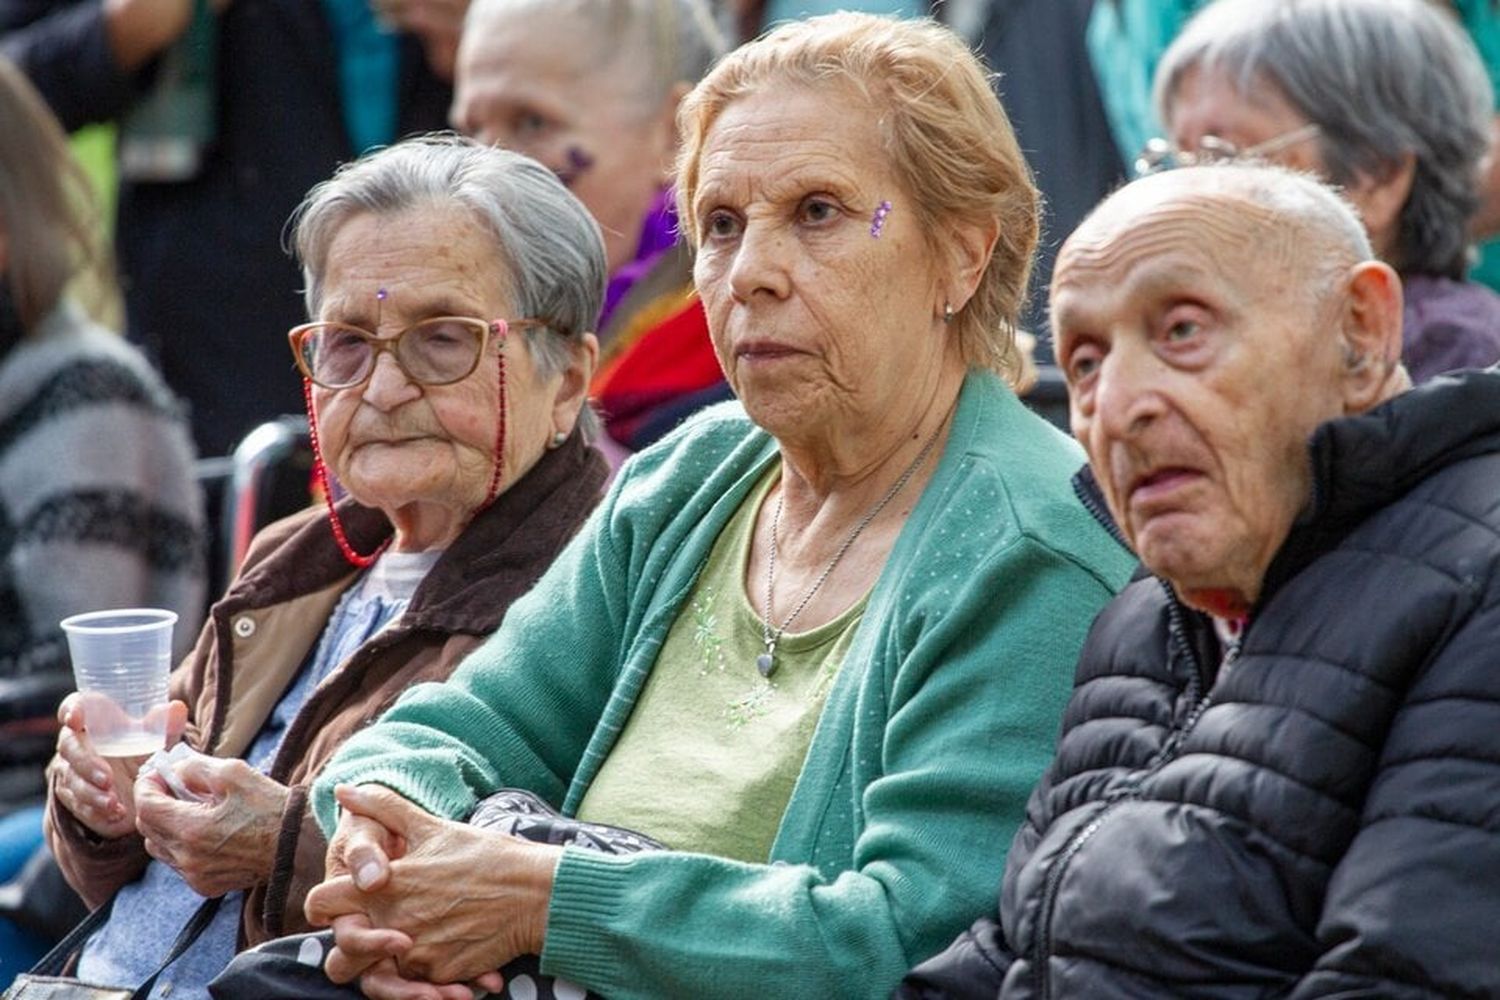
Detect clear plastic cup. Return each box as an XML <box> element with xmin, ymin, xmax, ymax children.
<box><xmin>60</xmin><ymin>608</ymin><xmax>177</xmax><ymax>757</ymax></box>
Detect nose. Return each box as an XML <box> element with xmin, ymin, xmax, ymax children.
<box><xmin>360</xmin><ymin>350</ymin><xmax>421</xmax><ymax>412</ymax></box>
<box><xmin>726</xmin><ymin>220</ymin><xmax>791</xmax><ymax>304</ymax></box>
<box><xmin>1092</xmin><ymin>341</ymin><xmax>1168</xmax><ymax>442</ymax></box>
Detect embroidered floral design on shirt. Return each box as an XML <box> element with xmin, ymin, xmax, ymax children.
<box><xmin>725</xmin><ymin>676</ymin><xmax>777</xmax><ymax>730</ymax></box>
<box><xmin>690</xmin><ymin>587</ymin><xmax>728</xmax><ymax>676</ymax></box>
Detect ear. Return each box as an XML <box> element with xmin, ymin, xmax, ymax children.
<box><xmin>1338</xmin><ymin>260</ymin><xmax>1406</xmax><ymax>414</ymax></box>
<box><xmin>551</xmin><ymin>332</ymin><xmax>600</xmax><ymax>436</ymax></box>
<box><xmin>943</xmin><ymin>214</ymin><xmax>1001</xmax><ymax>317</ymax></box>
<box><xmin>654</xmin><ymin>81</ymin><xmax>693</xmax><ymax>184</ymax></box>
<box><xmin>1346</xmin><ymin>153</ymin><xmax>1415</xmax><ymax>262</ymax></box>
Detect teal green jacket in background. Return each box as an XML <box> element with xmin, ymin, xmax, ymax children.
<box><xmin>312</xmin><ymin>369</ymin><xmax>1135</xmax><ymax>999</ymax></box>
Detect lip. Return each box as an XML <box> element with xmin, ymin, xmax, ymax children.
<box><xmin>1125</xmin><ymin>466</ymin><xmax>1205</xmax><ymax>510</ymax></box>
<box><xmin>734</xmin><ymin>339</ymin><xmax>805</xmax><ymax>363</ymax></box>
<box><xmin>353</xmin><ymin>434</ymin><xmax>433</xmax><ymax>448</ymax></box>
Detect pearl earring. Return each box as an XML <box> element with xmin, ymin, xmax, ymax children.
<box><xmin>548</xmin><ymin>431</ymin><xmax>568</xmax><ymax>449</ymax></box>
<box><xmin>943</xmin><ymin>302</ymin><xmax>955</xmax><ymax>324</ymax></box>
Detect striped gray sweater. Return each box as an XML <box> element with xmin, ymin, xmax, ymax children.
<box><xmin>0</xmin><ymin>303</ymin><xmax>206</xmax><ymax>684</ymax></box>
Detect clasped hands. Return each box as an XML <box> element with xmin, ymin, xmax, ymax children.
<box><xmin>305</xmin><ymin>784</ymin><xmax>562</xmax><ymax>1000</ymax></box>
<box><xmin>49</xmin><ymin>693</ymin><xmax>289</xmax><ymax>897</ymax></box>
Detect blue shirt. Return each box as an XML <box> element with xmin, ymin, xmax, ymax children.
<box><xmin>76</xmin><ymin>549</ymin><xmax>439</xmax><ymax>999</ymax></box>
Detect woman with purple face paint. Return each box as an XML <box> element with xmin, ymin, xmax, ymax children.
<box><xmin>452</xmin><ymin>0</ymin><xmax>732</xmax><ymax>455</ymax></box>
<box><xmin>260</xmin><ymin>15</ymin><xmax>1136</xmax><ymax>1000</ymax></box>
<box><xmin>40</xmin><ymin>135</ymin><xmax>608</xmax><ymax>1000</ymax></box>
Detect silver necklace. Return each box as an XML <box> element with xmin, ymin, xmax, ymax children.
<box><xmin>757</xmin><ymin>415</ymin><xmax>949</xmax><ymax>678</ymax></box>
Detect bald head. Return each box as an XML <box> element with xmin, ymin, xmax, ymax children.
<box><xmin>1060</xmin><ymin>164</ymin><xmax>1373</xmax><ymax>311</ymax></box>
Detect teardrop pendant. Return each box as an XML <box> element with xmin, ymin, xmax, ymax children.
<box><xmin>756</xmin><ymin>652</ymin><xmax>775</xmax><ymax>678</ymax></box>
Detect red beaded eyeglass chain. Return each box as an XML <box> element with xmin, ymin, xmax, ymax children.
<box><xmin>301</xmin><ymin>324</ymin><xmax>509</xmax><ymax>569</ymax></box>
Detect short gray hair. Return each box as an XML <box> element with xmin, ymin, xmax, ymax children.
<box><xmin>1155</xmin><ymin>0</ymin><xmax>1492</xmax><ymax>279</ymax></box>
<box><xmin>289</xmin><ymin>134</ymin><xmax>606</xmax><ymax>392</ymax></box>
<box><xmin>466</xmin><ymin>0</ymin><xmax>725</xmax><ymax>103</ymax></box>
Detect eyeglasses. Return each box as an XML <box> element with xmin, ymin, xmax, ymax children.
<box><xmin>1134</xmin><ymin>123</ymin><xmax>1322</xmax><ymax>177</ymax></box>
<box><xmin>288</xmin><ymin>316</ymin><xmax>554</xmax><ymax>389</ymax></box>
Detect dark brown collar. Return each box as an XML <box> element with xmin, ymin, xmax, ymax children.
<box><xmin>230</xmin><ymin>433</ymin><xmax>607</xmax><ymax>635</ymax></box>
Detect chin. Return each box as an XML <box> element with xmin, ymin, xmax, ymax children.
<box><xmin>1136</xmin><ymin>533</ymin><xmax>1228</xmax><ymax>595</ymax></box>
<box><xmin>737</xmin><ymin>383</ymin><xmax>825</xmax><ymax>438</ymax></box>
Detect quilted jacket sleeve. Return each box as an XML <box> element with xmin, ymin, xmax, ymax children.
<box><xmin>894</xmin><ymin>915</ymin><xmax>1014</xmax><ymax>999</ymax></box>
<box><xmin>1288</xmin><ymin>571</ymin><xmax>1500</xmax><ymax>998</ymax></box>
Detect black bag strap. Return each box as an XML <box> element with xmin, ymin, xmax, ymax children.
<box><xmin>22</xmin><ymin>893</ymin><xmax>224</xmax><ymax>997</ymax></box>
<box><xmin>23</xmin><ymin>899</ymin><xmax>114</xmax><ymax>978</ymax></box>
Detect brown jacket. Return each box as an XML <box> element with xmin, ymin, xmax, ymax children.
<box><xmin>44</xmin><ymin>434</ymin><xmax>607</xmax><ymax>947</ymax></box>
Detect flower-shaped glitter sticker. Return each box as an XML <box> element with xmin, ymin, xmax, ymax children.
<box><xmin>870</xmin><ymin>200</ymin><xmax>892</xmax><ymax>238</ymax></box>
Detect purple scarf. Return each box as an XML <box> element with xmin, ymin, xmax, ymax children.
<box><xmin>598</xmin><ymin>186</ymin><xmax>681</xmax><ymax>331</ymax></box>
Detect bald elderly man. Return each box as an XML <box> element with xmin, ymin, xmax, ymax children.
<box><xmin>899</xmin><ymin>163</ymin><xmax>1500</xmax><ymax>999</ymax></box>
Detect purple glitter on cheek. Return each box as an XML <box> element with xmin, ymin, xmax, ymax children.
<box><xmin>870</xmin><ymin>200</ymin><xmax>892</xmax><ymax>238</ymax></box>
<box><xmin>555</xmin><ymin>146</ymin><xmax>596</xmax><ymax>187</ymax></box>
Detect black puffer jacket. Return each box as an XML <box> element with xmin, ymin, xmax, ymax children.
<box><xmin>900</xmin><ymin>369</ymin><xmax>1500</xmax><ymax>999</ymax></box>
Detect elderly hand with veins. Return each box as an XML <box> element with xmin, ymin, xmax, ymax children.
<box><xmin>134</xmin><ymin>753</ymin><xmax>290</xmax><ymax>897</ymax></box>
<box><xmin>308</xmin><ymin>784</ymin><xmax>555</xmax><ymax>998</ymax></box>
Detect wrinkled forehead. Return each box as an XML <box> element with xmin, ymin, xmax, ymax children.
<box><xmin>1052</xmin><ymin>187</ymin><xmax>1302</xmax><ymax>314</ymax></box>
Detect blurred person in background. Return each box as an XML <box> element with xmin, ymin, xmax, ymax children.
<box><xmin>216</xmin><ymin>15</ymin><xmax>1132</xmax><ymax>1000</ymax></box>
<box><xmin>1090</xmin><ymin>0</ymin><xmax>1500</xmax><ymax>297</ymax></box>
<box><xmin>0</xmin><ymin>0</ymin><xmax>461</xmax><ymax>457</ymax></box>
<box><xmin>0</xmin><ymin>54</ymin><xmax>204</xmax><ymax>970</ymax></box>
<box><xmin>40</xmin><ymin>136</ymin><xmax>608</xmax><ymax>1000</ymax></box>
<box><xmin>453</xmin><ymin>0</ymin><xmax>730</xmax><ymax>456</ymax></box>
<box><xmin>1149</xmin><ymin>0</ymin><xmax>1500</xmax><ymax>383</ymax></box>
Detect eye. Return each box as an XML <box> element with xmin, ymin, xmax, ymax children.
<box><xmin>1063</xmin><ymin>341</ymin><xmax>1104</xmax><ymax>383</ymax></box>
<box><xmin>322</xmin><ymin>326</ymin><xmax>366</xmax><ymax>354</ymax></box>
<box><xmin>417</xmin><ymin>322</ymin><xmax>467</xmax><ymax>348</ymax></box>
<box><xmin>798</xmin><ymin>196</ymin><xmax>840</xmax><ymax>226</ymax></box>
<box><xmin>1164</xmin><ymin>318</ymin><xmax>1201</xmax><ymax>343</ymax></box>
<box><xmin>513</xmin><ymin>110</ymin><xmax>550</xmax><ymax>140</ymax></box>
<box><xmin>703</xmin><ymin>209</ymin><xmax>743</xmax><ymax>242</ymax></box>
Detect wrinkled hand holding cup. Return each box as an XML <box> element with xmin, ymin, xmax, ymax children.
<box><xmin>60</xmin><ymin>608</ymin><xmax>177</xmax><ymax>757</ymax></box>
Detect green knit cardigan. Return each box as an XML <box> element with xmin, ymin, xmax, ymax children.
<box><xmin>312</xmin><ymin>369</ymin><xmax>1135</xmax><ymax>998</ymax></box>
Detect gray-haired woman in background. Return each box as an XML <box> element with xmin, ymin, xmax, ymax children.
<box><xmin>1148</xmin><ymin>0</ymin><xmax>1500</xmax><ymax>382</ymax></box>
<box><xmin>42</xmin><ymin>135</ymin><xmax>609</xmax><ymax>1000</ymax></box>
<box><xmin>452</xmin><ymin>0</ymin><xmax>731</xmax><ymax>454</ymax></box>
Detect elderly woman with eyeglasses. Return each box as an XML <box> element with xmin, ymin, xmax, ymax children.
<box><xmin>40</xmin><ymin>135</ymin><xmax>608</xmax><ymax>1000</ymax></box>
<box><xmin>209</xmin><ymin>14</ymin><xmax>1137</xmax><ymax>1000</ymax></box>
<box><xmin>1146</xmin><ymin>0</ymin><xmax>1500</xmax><ymax>383</ymax></box>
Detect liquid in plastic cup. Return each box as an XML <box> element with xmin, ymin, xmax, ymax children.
<box><xmin>60</xmin><ymin>608</ymin><xmax>177</xmax><ymax>757</ymax></box>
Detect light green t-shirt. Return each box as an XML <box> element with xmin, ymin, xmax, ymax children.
<box><xmin>574</xmin><ymin>467</ymin><xmax>868</xmax><ymax>862</ymax></box>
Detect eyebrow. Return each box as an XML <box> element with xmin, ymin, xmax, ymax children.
<box><xmin>1052</xmin><ymin>259</ymin><xmax>1225</xmax><ymax>331</ymax></box>
<box><xmin>325</xmin><ymin>295</ymin><xmax>488</xmax><ymax>329</ymax></box>
<box><xmin>696</xmin><ymin>165</ymin><xmax>863</xmax><ymax>213</ymax></box>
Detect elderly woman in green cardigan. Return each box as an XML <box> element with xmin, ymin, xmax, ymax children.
<box><xmin>291</xmin><ymin>13</ymin><xmax>1134</xmax><ymax>1000</ymax></box>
